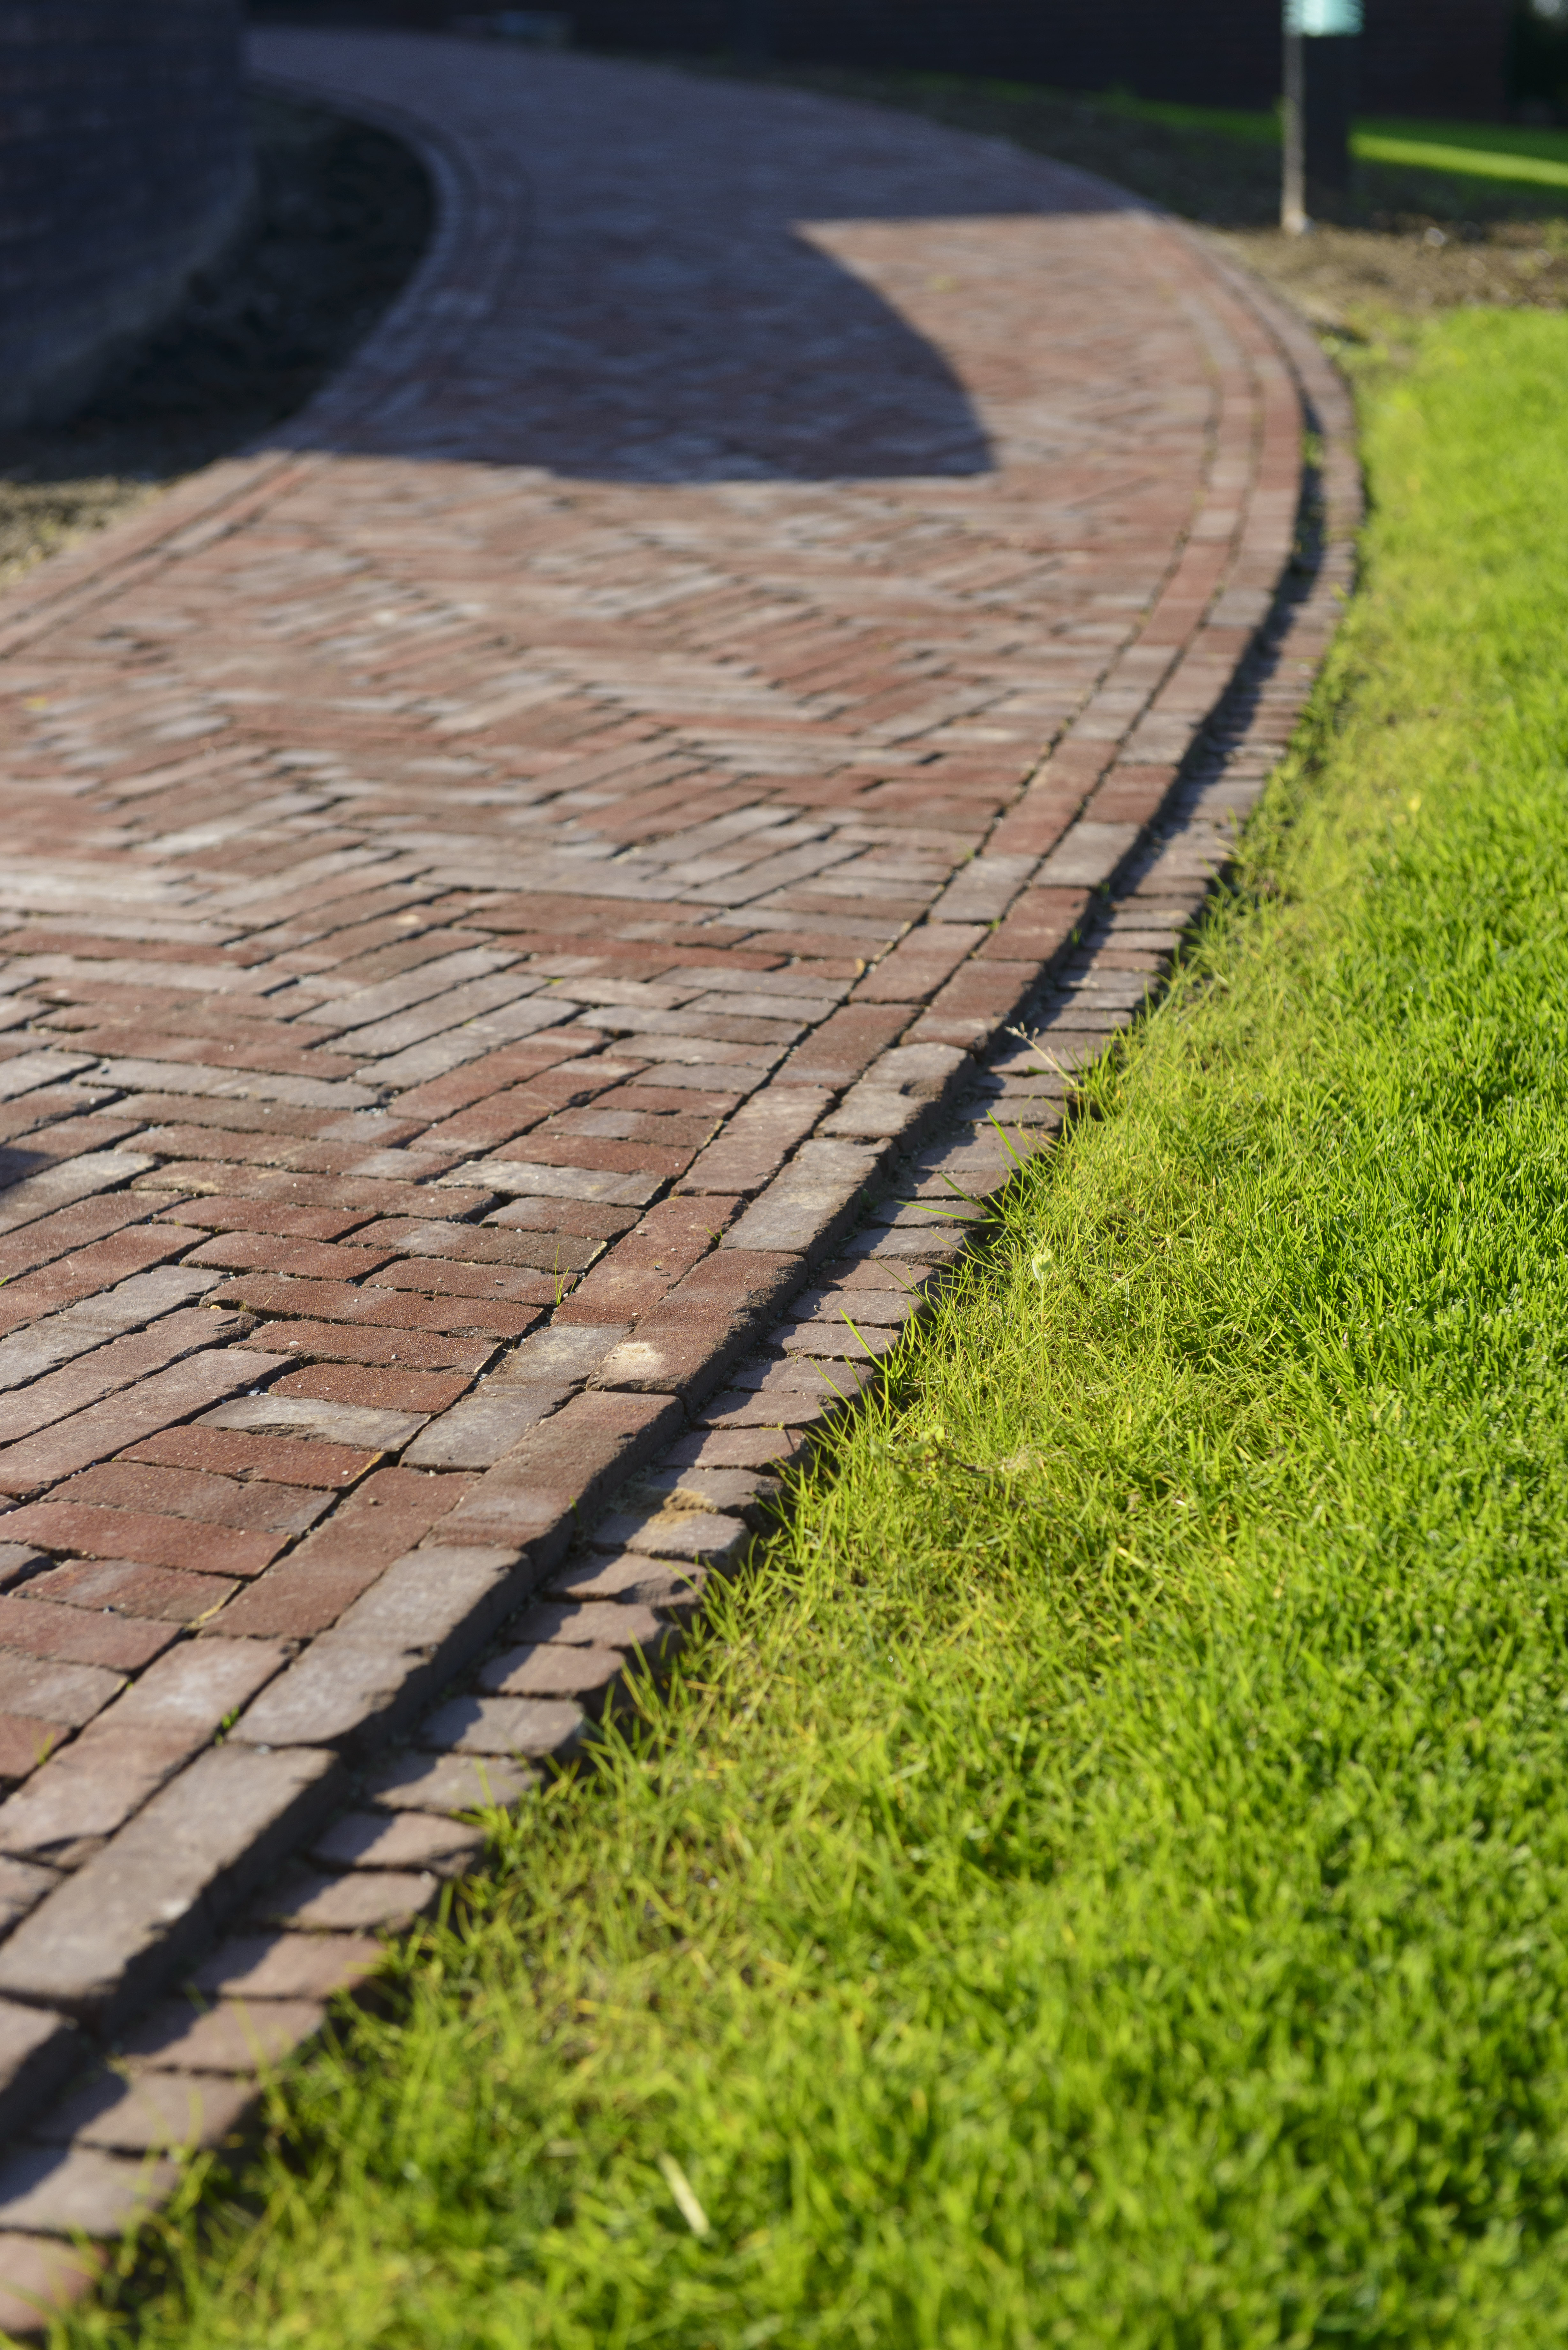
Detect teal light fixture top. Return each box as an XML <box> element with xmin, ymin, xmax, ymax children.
<box><xmin>1285</xmin><ymin>0</ymin><xmax>1363</xmax><ymax>29</ymax></box>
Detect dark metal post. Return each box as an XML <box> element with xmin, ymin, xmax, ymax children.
<box><xmin>1282</xmin><ymin>0</ymin><xmax>1362</xmax><ymax>233</ymax></box>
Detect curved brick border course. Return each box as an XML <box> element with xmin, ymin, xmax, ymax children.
<box><xmin>0</xmin><ymin>36</ymin><xmax>1358</xmax><ymax>2328</ymax></box>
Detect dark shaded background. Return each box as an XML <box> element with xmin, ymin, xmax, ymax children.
<box><xmin>0</xmin><ymin>0</ymin><xmax>253</xmax><ymax>425</ymax></box>
<box><xmin>246</xmin><ymin>0</ymin><xmax>1515</xmax><ymax>120</ymax></box>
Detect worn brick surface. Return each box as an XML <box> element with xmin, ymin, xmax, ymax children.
<box><xmin>592</xmin><ymin>1506</ymin><xmax>751</xmax><ymax>1569</ymax></box>
<box><xmin>122</xmin><ymin>1424</ymin><xmax>380</xmax><ymax>1489</ymax></box>
<box><xmin>0</xmin><ymin>1313</ymin><xmax>272</xmax><ymax>1453</ymax></box>
<box><xmin>119</xmin><ymin>1997</ymin><xmax>327</xmax><ymax>2074</ymax></box>
<box><xmin>0</xmin><ymin>1641</ymin><xmax>289</xmax><ymax>1865</ymax></box>
<box><xmin>0</xmin><ymin>2002</ymin><xmax>79</xmax><ymax>2144</ymax></box>
<box><xmin>309</xmin><ymin>1808</ymin><xmax>485</xmax><ymax>1876</ymax></box>
<box><xmin>0</xmin><ymin>1347</ymin><xmax>292</xmax><ymax>1499</ymax></box>
<box><xmin>211</xmin><ymin>1469</ymin><xmax>475</xmax><ymax>1641</ymax></box>
<box><xmin>0</xmin><ymin>1597</ymin><xmax>176</xmax><ymax>1673</ymax></box>
<box><xmin>592</xmin><ymin>1247</ymin><xmax>806</xmax><ymax>1402</ymax></box>
<box><xmin>0</xmin><ymin>1502</ymin><xmax>284</xmax><ymax>1581</ymax></box>
<box><xmin>188</xmin><ymin>1928</ymin><xmax>383</xmax><ymax>2002</ymax></box>
<box><xmin>254</xmin><ymin>1867</ymin><xmax>439</xmax><ymax>1934</ymax></box>
<box><xmin>271</xmin><ymin>1362</ymin><xmax>471</xmax><ymax>1413</ymax></box>
<box><xmin>0</xmin><ymin>2230</ymin><xmax>103</xmax><ymax>2330</ymax></box>
<box><xmin>0</xmin><ymin>1656</ymin><xmax>124</xmax><ymax>1734</ymax></box>
<box><xmin>0</xmin><ymin>1861</ymin><xmax>57</xmax><ymax>1939</ymax></box>
<box><xmin>199</xmin><ymin>1391</ymin><xmax>429</xmax><ymax>1452</ymax></box>
<box><xmin>0</xmin><ymin>22</ymin><xmax>1362</xmax><ymax>2190</ymax></box>
<box><xmin>0</xmin><ymin>2142</ymin><xmax>176</xmax><ymax>2239</ymax></box>
<box><xmin>20</xmin><ymin>1557</ymin><xmax>237</xmax><ymax>1625</ymax></box>
<box><xmin>439</xmin><ymin>1390</ymin><xmax>685</xmax><ymax>1552</ymax></box>
<box><xmin>232</xmin><ymin>1543</ymin><xmax>526</xmax><ymax>1753</ymax></box>
<box><xmin>401</xmin><ymin>1379</ymin><xmax>574</xmax><ymax>1472</ymax></box>
<box><xmin>418</xmin><ymin>1692</ymin><xmax>589</xmax><ymax>1761</ymax></box>
<box><xmin>547</xmin><ymin>1550</ymin><xmax>711</xmax><ymax>1623</ymax></box>
<box><xmin>0</xmin><ymin>1550</ymin><xmax>44</xmax><ymax>1595</ymax></box>
<box><xmin>477</xmin><ymin>1641</ymin><xmax>629</xmax><ymax>1714</ymax></box>
<box><xmin>36</xmin><ymin>2068</ymin><xmax>258</xmax><ymax>2155</ymax></box>
<box><xmin>364</xmin><ymin>1750</ymin><xmax>534</xmax><ymax>1814</ymax></box>
<box><xmin>0</xmin><ymin>1745</ymin><xmax>341</xmax><ymax>2026</ymax></box>
<box><xmin>510</xmin><ymin>1597</ymin><xmax>674</xmax><ymax>1658</ymax></box>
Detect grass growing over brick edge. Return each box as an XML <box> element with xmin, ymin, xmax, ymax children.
<box><xmin>55</xmin><ymin>305</ymin><xmax>1568</xmax><ymax>2348</ymax></box>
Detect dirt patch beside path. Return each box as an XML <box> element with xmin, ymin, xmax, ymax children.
<box><xmin>1214</xmin><ymin>216</ymin><xmax>1568</xmax><ymax>334</ymax></box>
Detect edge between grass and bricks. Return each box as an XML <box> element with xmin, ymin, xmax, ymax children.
<box><xmin>0</xmin><ymin>233</ymin><xmax>1361</xmax><ymax>2333</ymax></box>
<box><xmin>0</xmin><ymin>235</ymin><xmax>1352</xmax><ymax>2337</ymax></box>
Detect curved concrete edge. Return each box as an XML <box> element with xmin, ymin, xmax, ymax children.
<box><xmin>0</xmin><ymin>186</ymin><xmax>1362</xmax><ymax>2330</ymax></box>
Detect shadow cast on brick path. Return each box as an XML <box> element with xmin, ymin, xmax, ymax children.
<box><xmin>258</xmin><ymin>39</ymin><xmax>1142</xmax><ymax>481</ymax></box>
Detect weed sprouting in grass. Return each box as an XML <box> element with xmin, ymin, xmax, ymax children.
<box><xmin>62</xmin><ymin>309</ymin><xmax>1568</xmax><ymax>2349</ymax></box>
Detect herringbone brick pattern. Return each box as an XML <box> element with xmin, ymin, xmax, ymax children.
<box><xmin>0</xmin><ymin>34</ymin><xmax>1359</xmax><ymax>2312</ymax></box>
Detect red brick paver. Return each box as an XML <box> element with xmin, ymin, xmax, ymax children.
<box><xmin>0</xmin><ymin>31</ymin><xmax>1361</xmax><ymax>2315</ymax></box>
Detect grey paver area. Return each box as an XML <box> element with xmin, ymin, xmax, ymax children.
<box><xmin>0</xmin><ymin>30</ymin><xmax>1359</xmax><ymax>2322</ymax></box>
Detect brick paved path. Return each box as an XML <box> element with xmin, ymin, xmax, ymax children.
<box><xmin>0</xmin><ymin>33</ymin><xmax>1359</xmax><ymax>2316</ymax></box>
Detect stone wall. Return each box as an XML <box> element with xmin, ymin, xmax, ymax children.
<box><xmin>249</xmin><ymin>0</ymin><xmax>1511</xmax><ymax>120</ymax></box>
<box><xmin>0</xmin><ymin>2</ymin><xmax>253</xmax><ymax>428</ymax></box>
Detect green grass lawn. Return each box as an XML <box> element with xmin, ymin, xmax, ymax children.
<box><xmin>906</xmin><ymin>80</ymin><xmax>1568</xmax><ymax>190</ymax></box>
<box><xmin>739</xmin><ymin>69</ymin><xmax>1568</xmax><ymax>236</ymax></box>
<box><xmin>65</xmin><ymin>308</ymin><xmax>1568</xmax><ymax>2348</ymax></box>
<box><xmin>1093</xmin><ymin>90</ymin><xmax>1568</xmax><ymax>188</ymax></box>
